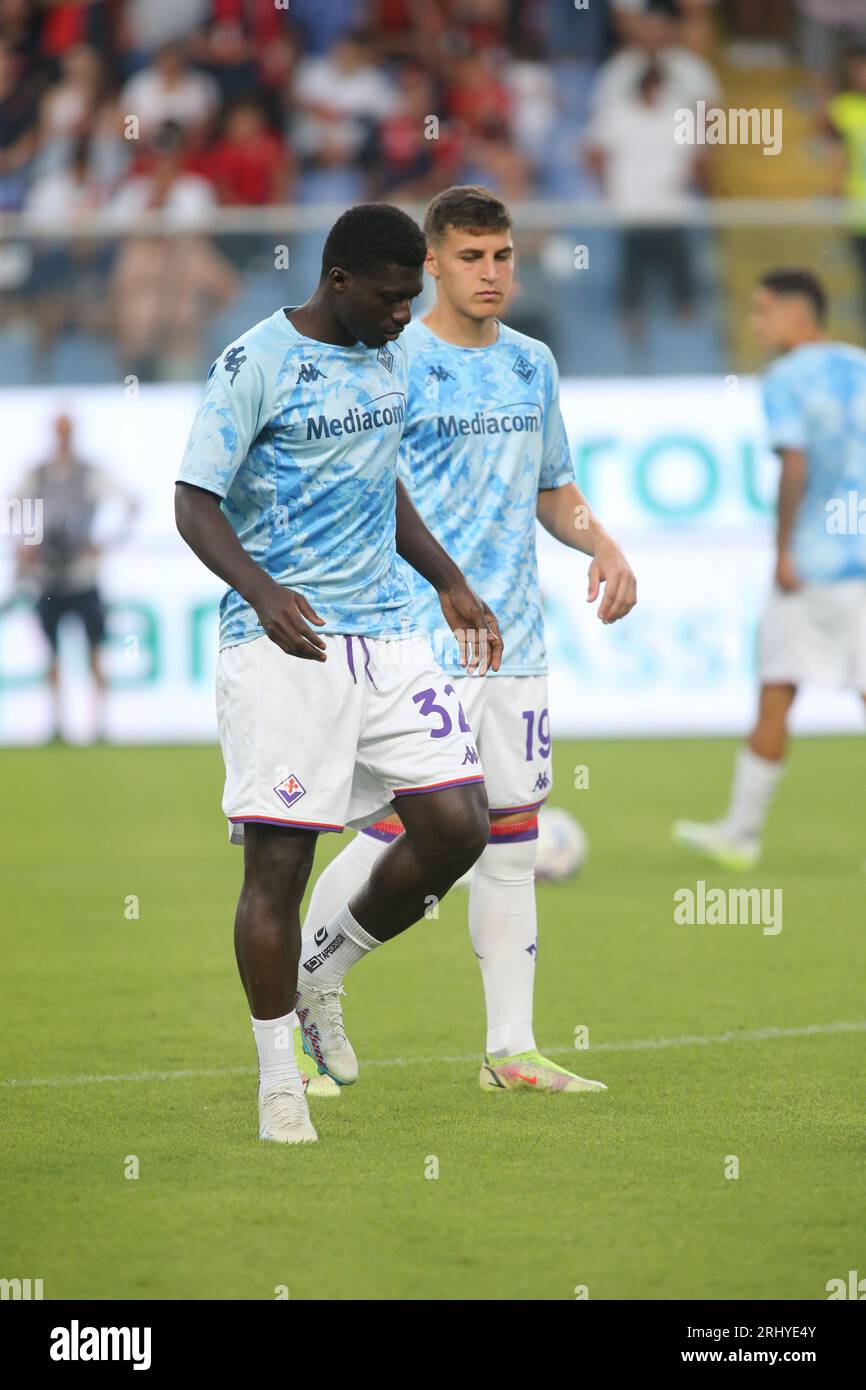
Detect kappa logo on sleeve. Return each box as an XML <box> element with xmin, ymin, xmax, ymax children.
<box><xmin>274</xmin><ymin>773</ymin><xmax>306</xmax><ymax>809</ymax></box>
<box><xmin>224</xmin><ymin>345</ymin><xmax>247</xmax><ymax>384</ymax></box>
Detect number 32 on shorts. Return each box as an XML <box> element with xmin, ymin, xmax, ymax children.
<box><xmin>412</xmin><ymin>684</ymin><xmax>472</xmax><ymax>739</ymax></box>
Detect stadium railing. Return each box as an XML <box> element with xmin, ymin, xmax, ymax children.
<box><xmin>1</xmin><ymin>200</ymin><xmax>862</xmax><ymax>385</ymax></box>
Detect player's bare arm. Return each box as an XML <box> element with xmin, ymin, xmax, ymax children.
<box><xmin>395</xmin><ymin>476</ymin><xmax>503</xmax><ymax>674</ymax></box>
<box><xmin>775</xmin><ymin>447</ymin><xmax>808</xmax><ymax>592</ymax></box>
<box><xmin>174</xmin><ymin>481</ymin><xmax>327</xmax><ymax>660</ymax></box>
<box><xmin>536</xmin><ymin>480</ymin><xmax>637</xmax><ymax>624</ymax></box>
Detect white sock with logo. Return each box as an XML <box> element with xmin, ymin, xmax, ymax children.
<box><xmin>469</xmin><ymin>832</ymin><xmax>539</xmax><ymax>1058</ymax></box>
<box><xmin>301</xmin><ymin>829</ymin><xmax>389</xmax><ymax>944</ymax></box>
<box><xmin>298</xmin><ymin>900</ymin><xmax>381</xmax><ymax>989</ymax></box>
<box><xmin>721</xmin><ymin>746</ymin><xmax>785</xmax><ymax>841</ymax></box>
<box><xmin>252</xmin><ymin>1010</ymin><xmax>302</xmax><ymax>1098</ymax></box>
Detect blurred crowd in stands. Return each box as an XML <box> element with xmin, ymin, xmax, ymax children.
<box><xmin>0</xmin><ymin>0</ymin><xmax>721</xmax><ymax>217</ymax></box>
<box><xmin>1</xmin><ymin>0</ymin><xmax>865</xmax><ymax>380</ymax></box>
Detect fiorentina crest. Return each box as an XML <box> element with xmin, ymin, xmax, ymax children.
<box><xmin>274</xmin><ymin>773</ymin><xmax>306</xmax><ymax>809</ymax></box>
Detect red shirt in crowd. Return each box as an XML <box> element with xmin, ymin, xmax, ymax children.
<box><xmin>204</xmin><ymin>128</ymin><xmax>286</xmax><ymax>204</ymax></box>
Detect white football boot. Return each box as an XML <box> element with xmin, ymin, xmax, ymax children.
<box><xmin>672</xmin><ymin>819</ymin><xmax>761</xmax><ymax>871</ymax></box>
<box><xmin>295</xmin><ymin>980</ymin><xmax>359</xmax><ymax>1085</ymax></box>
<box><xmin>258</xmin><ymin>1085</ymin><xmax>318</xmax><ymax>1144</ymax></box>
<box><xmin>294</xmin><ymin>1025</ymin><xmax>341</xmax><ymax>1098</ymax></box>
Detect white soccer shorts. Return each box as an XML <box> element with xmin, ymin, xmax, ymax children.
<box><xmin>452</xmin><ymin>672</ymin><xmax>553</xmax><ymax>814</ymax></box>
<box><xmin>216</xmin><ymin>632</ymin><xmax>486</xmax><ymax>843</ymax></box>
<box><xmin>758</xmin><ymin>578</ymin><xmax>866</xmax><ymax>690</ymax></box>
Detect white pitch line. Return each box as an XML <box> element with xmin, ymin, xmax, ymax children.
<box><xmin>3</xmin><ymin>1021</ymin><xmax>864</xmax><ymax>1090</ymax></box>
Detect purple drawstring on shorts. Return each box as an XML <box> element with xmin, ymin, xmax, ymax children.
<box><xmin>344</xmin><ymin>635</ymin><xmax>356</xmax><ymax>683</ymax></box>
<box><xmin>343</xmin><ymin>635</ymin><xmax>377</xmax><ymax>688</ymax></box>
<box><xmin>357</xmin><ymin>636</ymin><xmax>378</xmax><ymax>689</ymax></box>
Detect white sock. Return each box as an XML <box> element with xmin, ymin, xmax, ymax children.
<box><xmin>252</xmin><ymin>1010</ymin><xmax>302</xmax><ymax>1098</ymax></box>
<box><xmin>301</xmin><ymin>828</ymin><xmax>388</xmax><ymax>941</ymax></box>
<box><xmin>722</xmin><ymin>746</ymin><xmax>785</xmax><ymax>840</ymax></box>
<box><xmin>469</xmin><ymin>830</ymin><xmax>539</xmax><ymax>1057</ymax></box>
<box><xmin>295</xmin><ymin>831</ymin><xmax>389</xmax><ymax>1039</ymax></box>
<box><xmin>298</xmin><ymin>900</ymin><xmax>381</xmax><ymax>988</ymax></box>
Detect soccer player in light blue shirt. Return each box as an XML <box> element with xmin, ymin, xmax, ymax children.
<box><xmin>176</xmin><ymin>204</ymin><xmax>505</xmax><ymax>1144</ymax></box>
<box><xmin>395</xmin><ymin>313</ymin><xmax>573</xmax><ymax>676</ymax></box>
<box><xmin>177</xmin><ymin>287</ymin><xmax>415</xmax><ymax>651</ymax></box>
<box><xmin>298</xmin><ymin>187</ymin><xmax>638</xmax><ymax>1096</ymax></box>
<box><xmin>675</xmin><ymin>269</ymin><xmax>866</xmax><ymax>869</ymax></box>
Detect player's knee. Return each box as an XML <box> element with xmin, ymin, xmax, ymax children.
<box><xmin>437</xmin><ymin>792</ymin><xmax>490</xmax><ymax>871</ymax></box>
<box><xmin>243</xmin><ymin>826</ymin><xmax>316</xmax><ymax>902</ymax></box>
<box><xmin>450</xmin><ymin>806</ymin><xmax>492</xmax><ymax>867</ymax></box>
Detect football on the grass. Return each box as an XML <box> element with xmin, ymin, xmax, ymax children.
<box><xmin>535</xmin><ymin>807</ymin><xmax>587</xmax><ymax>881</ymax></box>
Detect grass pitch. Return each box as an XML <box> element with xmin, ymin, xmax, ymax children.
<box><xmin>1</xmin><ymin>736</ymin><xmax>863</xmax><ymax>1300</ymax></box>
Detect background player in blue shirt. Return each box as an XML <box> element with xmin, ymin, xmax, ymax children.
<box><xmin>675</xmin><ymin>269</ymin><xmax>866</xmax><ymax>868</ymax></box>
<box><xmin>176</xmin><ymin>204</ymin><xmax>504</xmax><ymax>1144</ymax></box>
<box><xmin>297</xmin><ymin>187</ymin><xmax>637</xmax><ymax>1096</ymax></box>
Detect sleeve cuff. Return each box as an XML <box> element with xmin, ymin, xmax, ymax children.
<box><xmin>175</xmin><ymin>473</ymin><xmax>228</xmax><ymax>500</ymax></box>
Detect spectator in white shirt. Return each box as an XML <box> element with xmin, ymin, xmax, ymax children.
<box><xmin>590</xmin><ymin>8</ymin><xmax>720</xmax><ymax>123</ymax></box>
<box><xmin>586</xmin><ymin>62</ymin><xmax>708</xmax><ymax>338</ymax></box>
<box><xmin>291</xmin><ymin>32</ymin><xmax>397</xmax><ymax>172</ymax></box>
<box><xmin>119</xmin><ymin>42</ymin><xmax>219</xmax><ymax>146</ymax></box>
<box><xmin>108</xmin><ymin>120</ymin><xmax>216</xmax><ymax>228</ymax></box>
